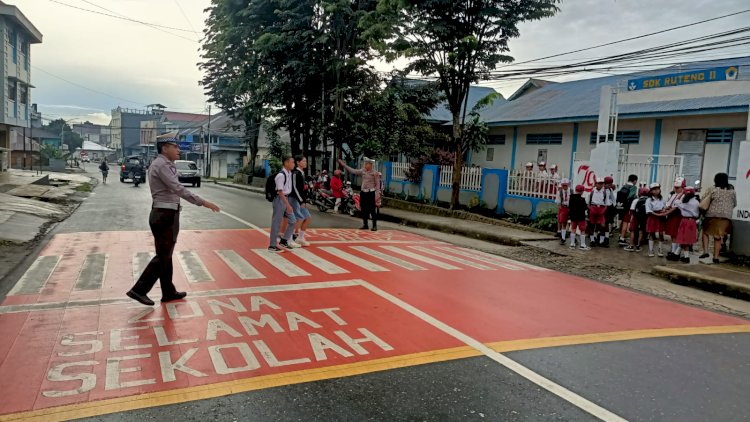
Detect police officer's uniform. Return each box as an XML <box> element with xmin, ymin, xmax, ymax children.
<box><xmin>127</xmin><ymin>138</ymin><xmax>206</xmax><ymax>305</ymax></box>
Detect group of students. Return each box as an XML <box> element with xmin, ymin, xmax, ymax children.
<box><xmin>555</xmin><ymin>174</ymin><xmax>702</xmax><ymax>262</ymax></box>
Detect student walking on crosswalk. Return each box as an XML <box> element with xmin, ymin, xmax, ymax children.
<box><xmin>268</xmin><ymin>156</ymin><xmax>298</xmax><ymax>252</ymax></box>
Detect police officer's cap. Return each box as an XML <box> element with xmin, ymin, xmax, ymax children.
<box><xmin>156</xmin><ymin>132</ymin><xmax>179</xmax><ymax>146</ymax></box>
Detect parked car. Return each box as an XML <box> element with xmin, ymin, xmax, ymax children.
<box><xmin>120</xmin><ymin>155</ymin><xmax>146</xmax><ymax>183</ymax></box>
<box><xmin>175</xmin><ymin>160</ymin><xmax>201</xmax><ymax>187</ymax></box>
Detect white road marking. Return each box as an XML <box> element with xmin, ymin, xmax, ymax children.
<box><xmin>380</xmin><ymin>246</ymin><xmax>460</xmax><ymax>270</ymax></box>
<box><xmin>132</xmin><ymin>252</ymin><xmax>155</xmax><ymax>282</ymax></box>
<box><xmin>408</xmin><ymin>246</ymin><xmax>494</xmax><ymax>270</ymax></box>
<box><xmin>308</xmin><ymin>240</ymin><xmax>446</xmax><ymax>245</ymax></box>
<box><xmin>356</xmin><ymin>280</ymin><xmax>627</xmax><ymax>422</ymax></box>
<box><xmin>350</xmin><ymin>246</ymin><xmax>426</xmax><ymax>271</ymax></box>
<box><xmin>177</xmin><ymin>250</ymin><xmax>214</xmax><ymax>282</ymax></box>
<box><xmin>436</xmin><ymin>247</ymin><xmax>524</xmax><ymax>271</ymax></box>
<box><xmin>8</xmin><ymin>255</ymin><xmax>61</xmax><ymax>295</ymax></box>
<box><xmin>318</xmin><ymin>247</ymin><xmax>389</xmax><ymax>272</ymax></box>
<box><xmin>219</xmin><ymin>210</ymin><xmax>269</xmax><ymax>237</ymax></box>
<box><xmin>459</xmin><ymin>247</ymin><xmax>551</xmax><ymax>271</ymax></box>
<box><xmin>252</xmin><ymin>249</ymin><xmax>310</xmax><ymax>277</ymax></box>
<box><xmin>215</xmin><ymin>250</ymin><xmax>265</xmax><ymax>280</ymax></box>
<box><xmin>74</xmin><ymin>253</ymin><xmax>109</xmax><ymax>291</ymax></box>
<box><xmin>290</xmin><ymin>248</ymin><xmax>348</xmax><ymax>274</ymax></box>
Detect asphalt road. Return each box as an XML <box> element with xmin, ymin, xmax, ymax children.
<box><xmin>1</xmin><ymin>170</ymin><xmax>749</xmax><ymax>422</ymax></box>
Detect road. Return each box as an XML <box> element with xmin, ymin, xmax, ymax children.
<box><xmin>0</xmin><ymin>171</ymin><xmax>749</xmax><ymax>422</ymax></box>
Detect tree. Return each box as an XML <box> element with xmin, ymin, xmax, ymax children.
<box><xmin>43</xmin><ymin>118</ymin><xmax>83</xmax><ymax>152</ymax></box>
<box><xmin>377</xmin><ymin>0</ymin><xmax>561</xmax><ymax>208</ymax></box>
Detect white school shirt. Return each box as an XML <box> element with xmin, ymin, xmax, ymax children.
<box><xmin>275</xmin><ymin>168</ymin><xmax>293</xmax><ymax>195</ymax></box>
<box><xmin>645</xmin><ymin>197</ymin><xmax>665</xmax><ymax>214</ymax></box>
<box><xmin>677</xmin><ymin>198</ymin><xmax>700</xmax><ymax>218</ymax></box>
<box><xmin>556</xmin><ymin>187</ymin><xmax>572</xmax><ymax>206</ymax></box>
<box><xmin>589</xmin><ymin>188</ymin><xmax>611</xmax><ymax>206</ymax></box>
<box><xmin>665</xmin><ymin>192</ymin><xmax>683</xmax><ymax>208</ymax></box>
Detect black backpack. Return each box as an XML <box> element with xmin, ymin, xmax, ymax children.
<box><xmin>616</xmin><ymin>185</ymin><xmax>631</xmax><ymax>210</ymax></box>
<box><xmin>265</xmin><ymin>172</ymin><xmax>285</xmax><ymax>202</ymax></box>
<box><xmin>634</xmin><ymin>197</ymin><xmax>648</xmax><ymax>220</ymax></box>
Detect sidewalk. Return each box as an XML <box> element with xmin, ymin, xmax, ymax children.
<box><xmin>213</xmin><ymin>180</ymin><xmax>750</xmax><ymax>300</ymax></box>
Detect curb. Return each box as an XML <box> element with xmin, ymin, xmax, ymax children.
<box><xmin>215</xmin><ymin>181</ymin><xmax>264</xmax><ymax>195</ymax></box>
<box><xmin>652</xmin><ymin>265</ymin><xmax>750</xmax><ymax>300</ymax></box>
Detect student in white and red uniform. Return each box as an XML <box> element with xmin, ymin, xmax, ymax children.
<box><xmin>645</xmin><ymin>182</ymin><xmax>667</xmax><ymax>257</ymax></box>
<box><xmin>675</xmin><ymin>186</ymin><xmax>699</xmax><ymax>263</ymax></box>
<box><xmin>663</xmin><ymin>177</ymin><xmax>686</xmax><ymax>261</ymax></box>
<box><xmin>548</xmin><ymin>164</ymin><xmax>561</xmax><ymax>195</ymax></box>
<box><xmin>588</xmin><ymin>177</ymin><xmax>612</xmax><ymax>247</ymax></box>
<box><xmin>602</xmin><ymin>176</ymin><xmax>617</xmax><ymax>247</ymax></box>
<box><xmin>555</xmin><ymin>178</ymin><xmax>572</xmax><ymax>244</ymax></box>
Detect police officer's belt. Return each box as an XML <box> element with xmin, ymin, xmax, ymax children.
<box><xmin>153</xmin><ymin>201</ymin><xmax>182</xmax><ymax>211</ymax></box>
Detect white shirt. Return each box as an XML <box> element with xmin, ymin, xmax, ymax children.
<box><xmin>678</xmin><ymin>198</ymin><xmax>700</xmax><ymax>218</ymax></box>
<box><xmin>665</xmin><ymin>192</ymin><xmax>684</xmax><ymax>208</ymax></box>
<box><xmin>275</xmin><ymin>168</ymin><xmax>293</xmax><ymax>195</ymax></box>
<box><xmin>556</xmin><ymin>187</ymin><xmax>572</xmax><ymax>206</ymax></box>
<box><xmin>646</xmin><ymin>197</ymin><xmax>665</xmax><ymax>214</ymax></box>
<box><xmin>589</xmin><ymin>188</ymin><xmax>611</xmax><ymax>206</ymax></box>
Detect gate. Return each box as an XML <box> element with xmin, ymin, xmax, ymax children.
<box><xmin>617</xmin><ymin>153</ymin><xmax>683</xmax><ymax>188</ymax></box>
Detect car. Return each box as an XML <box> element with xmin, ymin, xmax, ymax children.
<box><xmin>175</xmin><ymin>160</ymin><xmax>201</xmax><ymax>187</ymax></box>
<box><xmin>81</xmin><ymin>156</ymin><xmax>90</xmax><ymax>163</ymax></box>
<box><xmin>119</xmin><ymin>155</ymin><xmax>146</xmax><ymax>183</ymax></box>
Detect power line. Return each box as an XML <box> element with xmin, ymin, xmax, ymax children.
<box><xmin>33</xmin><ymin>65</ymin><xmax>146</xmax><ymax>105</ymax></box>
<box><xmin>173</xmin><ymin>0</ymin><xmax>202</xmax><ymax>39</ymax></box>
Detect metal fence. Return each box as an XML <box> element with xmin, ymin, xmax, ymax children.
<box><xmin>439</xmin><ymin>165</ymin><xmax>483</xmax><ymax>191</ymax></box>
<box><xmin>507</xmin><ymin>170</ymin><xmax>563</xmax><ymax>200</ymax></box>
<box><xmin>617</xmin><ymin>154</ymin><xmax>683</xmax><ymax>189</ymax></box>
<box><xmin>391</xmin><ymin>162</ymin><xmax>409</xmax><ymax>181</ymax></box>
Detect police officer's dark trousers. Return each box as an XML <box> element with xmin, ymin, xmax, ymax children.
<box><xmin>131</xmin><ymin>208</ymin><xmax>179</xmax><ymax>297</ymax></box>
<box><xmin>361</xmin><ymin>191</ymin><xmax>377</xmax><ymax>228</ymax></box>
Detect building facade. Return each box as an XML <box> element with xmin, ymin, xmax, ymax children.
<box><xmin>109</xmin><ymin>106</ymin><xmax>163</xmax><ymax>157</ymax></box>
<box><xmin>0</xmin><ymin>2</ymin><xmax>42</xmax><ymax>171</ymax></box>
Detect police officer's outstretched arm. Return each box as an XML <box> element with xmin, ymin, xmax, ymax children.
<box><xmin>157</xmin><ymin>161</ymin><xmax>221</xmax><ymax>212</ymax></box>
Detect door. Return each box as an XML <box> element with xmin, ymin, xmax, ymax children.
<box><xmin>675</xmin><ymin>129</ymin><xmax>706</xmax><ymax>187</ymax></box>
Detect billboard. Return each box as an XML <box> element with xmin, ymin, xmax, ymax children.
<box><xmin>627</xmin><ymin>66</ymin><xmax>739</xmax><ymax>91</ymax></box>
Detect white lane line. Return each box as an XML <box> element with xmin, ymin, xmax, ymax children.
<box><xmin>8</xmin><ymin>255</ymin><xmax>61</xmax><ymax>295</ymax></box>
<box><xmin>215</xmin><ymin>250</ymin><xmax>265</xmax><ymax>280</ymax></box>
<box><xmin>380</xmin><ymin>246</ymin><xmax>460</xmax><ymax>270</ymax></box>
<box><xmin>356</xmin><ymin>280</ymin><xmax>627</xmax><ymax>422</ymax></box>
<box><xmin>408</xmin><ymin>246</ymin><xmax>494</xmax><ymax>270</ymax></box>
<box><xmin>436</xmin><ymin>247</ymin><xmax>524</xmax><ymax>271</ymax></box>
<box><xmin>351</xmin><ymin>246</ymin><xmax>426</xmax><ymax>271</ymax></box>
<box><xmin>252</xmin><ymin>249</ymin><xmax>310</xmax><ymax>277</ymax></box>
<box><xmin>132</xmin><ymin>252</ymin><xmax>155</xmax><ymax>282</ymax></box>
<box><xmin>318</xmin><ymin>247</ymin><xmax>389</xmax><ymax>272</ymax></box>
<box><xmin>177</xmin><ymin>250</ymin><xmax>215</xmax><ymax>282</ymax></box>
<box><xmin>440</xmin><ymin>247</ymin><xmax>552</xmax><ymax>272</ymax></box>
<box><xmin>0</xmin><ymin>280</ymin><xmax>361</xmax><ymax>314</ymax></box>
<box><xmin>291</xmin><ymin>248</ymin><xmax>349</xmax><ymax>274</ymax></box>
<box><xmin>220</xmin><ymin>210</ymin><xmax>269</xmax><ymax>237</ymax></box>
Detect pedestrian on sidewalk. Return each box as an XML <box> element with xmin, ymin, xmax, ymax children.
<box><xmin>339</xmin><ymin>157</ymin><xmax>381</xmax><ymax>231</ymax></box>
<box><xmin>98</xmin><ymin>160</ymin><xmax>109</xmax><ymax>184</ymax></box>
<box><xmin>624</xmin><ymin>187</ymin><xmax>650</xmax><ymax>252</ymax></box>
<box><xmin>616</xmin><ymin>174</ymin><xmax>639</xmax><ymax>245</ymax></box>
<box><xmin>663</xmin><ymin>177</ymin><xmax>686</xmax><ymax>261</ymax></box>
<box><xmin>291</xmin><ymin>155</ymin><xmax>312</xmax><ymax>246</ymax></box>
<box><xmin>269</xmin><ymin>156</ymin><xmax>298</xmax><ymax>252</ymax></box>
<box><xmin>700</xmin><ymin>172</ymin><xmax>737</xmax><ymax>264</ymax></box>
<box><xmin>646</xmin><ymin>183</ymin><xmax>667</xmax><ymax>257</ymax></box>
<box><xmin>588</xmin><ymin>177</ymin><xmax>612</xmax><ymax>247</ymax></box>
<box><xmin>555</xmin><ymin>178</ymin><xmax>572</xmax><ymax>244</ymax></box>
<box><xmin>569</xmin><ymin>185</ymin><xmax>589</xmax><ymax>250</ymax></box>
<box><xmin>675</xmin><ymin>187</ymin><xmax>700</xmax><ymax>263</ymax></box>
<box><xmin>127</xmin><ymin>136</ymin><xmax>221</xmax><ymax>306</ymax></box>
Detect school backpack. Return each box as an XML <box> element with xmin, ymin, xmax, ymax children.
<box><xmin>634</xmin><ymin>197</ymin><xmax>648</xmax><ymax>219</ymax></box>
<box><xmin>264</xmin><ymin>171</ymin><xmax>286</xmax><ymax>202</ymax></box>
<box><xmin>616</xmin><ymin>185</ymin><xmax>634</xmax><ymax>210</ymax></box>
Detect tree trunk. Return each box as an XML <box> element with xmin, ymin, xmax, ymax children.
<box><xmin>450</xmin><ymin>111</ymin><xmax>463</xmax><ymax>209</ymax></box>
<box><xmin>246</xmin><ymin>116</ymin><xmax>260</xmax><ymax>181</ymax></box>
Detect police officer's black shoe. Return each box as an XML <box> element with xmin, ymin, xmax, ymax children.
<box><xmin>162</xmin><ymin>292</ymin><xmax>187</xmax><ymax>303</ymax></box>
<box><xmin>127</xmin><ymin>290</ymin><xmax>154</xmax><ymax>306</ymax></box>
<box><xmin>371</xmin><ymin>226</ymin><xmax>378</xmax><ymax>232</ymax></box>
<box><xmin>359</xmin><ymin>225</ymin><xmax>369</xmax><ymax>230</ymax></box>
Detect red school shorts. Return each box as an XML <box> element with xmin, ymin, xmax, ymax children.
<box><xmin>570</xmin><ymin>220</ymin><xmax>587</xmax><ymax>233</ymax></box>
<box><xmin>557</xmin><ymin>206</ymin><xmax>570</xmax><ymax>224</ymax></box>
<box><xmin>588</xmin><ymin>205</ymin><xmax>607</xmax><ymax>225</ymax></box>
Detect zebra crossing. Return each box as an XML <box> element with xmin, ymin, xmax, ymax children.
<box><xmin>6</xmin><ymin>244</ymin><xmax>547</xmax><ymax>299</ymax></box>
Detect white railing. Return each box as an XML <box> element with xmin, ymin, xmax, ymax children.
<box><xmin>507</xmin><ymin>170</ymin><xmax>564</xmax><ymax>200</ymax></box>
<box><xmin>617</xmin><ymin>154</ymin><xmax>684</xmax><ymax>189</ymax></box>
<box><xmin>439</xmin><ymin>165</ymin><xmax>483</xmax><ymax>191</ymax></box>
<box><xmin>391</xmin><ymin>162</ymin><xmax>410</xmax><ymax>181</ymax></box>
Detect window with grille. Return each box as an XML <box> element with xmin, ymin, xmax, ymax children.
<box><xmin>486</xmin><ymin>148</ymin><xmax>494</xmax><ymax>161</ymax></box>
<box><xmin>488</xmin><ymin>134</ymin><xmax>505</xmax><ymax>145</ymax></box>
<box><xmin>526</xmin><ymin>133</ymin><xmax>562</xmax><ymax>145</ymax></box>
<box><xmin>705</xmin><ymin>129</ymin><xmax>734</xmax><ymax>144</ymax></box>
<box><xmin>589</xmin><ymin>130</ymin><xmax>640</xmax><ymax>144</ymax></box>
<box><xmin>7</xmin><ymin>81</ymin><xmax>16</xmax><ymax>101</ymax></box>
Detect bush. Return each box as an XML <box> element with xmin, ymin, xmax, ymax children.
<box><xmin>530</xmin><ymin>208</ymin><xmax>558</xmax><ymax>232</ymax></box>
<box><xmin>405</xmin><ymin>149</ymin><xmax>455</xmax><ymax>183</ymax></box>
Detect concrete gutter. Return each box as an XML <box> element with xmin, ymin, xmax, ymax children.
<box><xmin>652</xmin><ymin>265</ymin><xmax>750</xmax><ymax>300</ymax></box>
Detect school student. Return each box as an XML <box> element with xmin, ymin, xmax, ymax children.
<box><xmin>588</xmin><ymin>177</ymin><xmax>612</xmax><ymax>247</ymax></box>
<box><xmin>624</xmin><ymin>187</ymin><xmax>650</xmax><ymax>252</ymax></box>
<box><xmin>555</xmin><ymin>178</ymin><xmax>573</xmax><ymax>244</ymax></box>
<box><xmin>675</xmin><ymin>187</ymin><xmax>699</xmax><ymax>263</ymax></box>
<box><xmin>645</xmin><ymin>183</ymin><xmax>667</xmax><ymax>257</ymax></box>
<box><xmin>663</xmin><ymin>178</ymin><xmax>686</xmax><ymax>261</ymax></box>
<box><xmin>569</xmin><ymin>185</ymin><xmax>589</xmax><ymax>250</ymax></box>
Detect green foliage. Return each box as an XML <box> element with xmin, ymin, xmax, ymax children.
<box><xmin>42</xmin><ymin>119</ymin><xmax>83</xmax><ymax>152</ymax></box>
<box><xmin>531</xmin><ymin>208</ymin><xmax>558</xmax><ymax>232</ymax></box>
<box><xmin>468</xmin><ymin>195</ymin><xmax>481</xmax><ymax>209</ymax></box>
<box><xmin>40</xmin><ymin>144</ymin><xmax>63</xmax><ymax>160</ymax></box>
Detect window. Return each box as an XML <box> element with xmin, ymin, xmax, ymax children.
<box><xmin>10</xmin><ymin>29</ymin><xmax>17</xmax><ymax>64</ymax></box>
<box><xmin>488</xmin><ymin>134</ymin><xmax>505</xmax><ymax>145</ymax></box>
<box><xmin>7</xmin><ymin>80</ymin><xmax>16</xmax><ymax>101</ymax></box>
<box><xmin>589</xmin><ymin>130</ymin><xmax>640</xmax><ymax>144</ymax></box>
<box><xmin>705</xmin><ymin>129</ymin><xmax>734</xmax><ymax>143</ymax></box>
<box><xmin>486</xmin><ymin>147</ymin><xmax>494</xmax><ymax>161</ymax></box>
<box><xmin>19</xmin><ymin>84</ymin><xmax>27</xmax><ymax>104</ymax></box>
<box><xmin>526</xmin><ymin>133</ymin><xmax>562</xmax><ymax>145</ymax></box>
<box><xmin>21</xmin><ymin>40</ymin><xmax>28</xmax><ymax>70</ymax></box>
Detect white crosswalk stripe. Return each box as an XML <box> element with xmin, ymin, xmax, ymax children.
<box><xmin>318</xmin><ymin>247</ymin><xmax>389</xmax><ymax>272</ymax></box>
<box><xmin>408</xmin><ymin>246</ymin><xmax>494</xmax><ymax>270</ymax></box>
<box><xmin>8</xmin><ymin>255</ymin><xmax>61</xmax><ymax>295</ymax></box>
<box><xmin>177</xmin><ymin>250</ymin><xmax>215</xmax><ymax>282</ymax></box>
<box><xmin>74</xmin><ymin>253</ymin><xmax>109</xmax><ymax>291</ymax></box>
<box><xmin>290</xmin><ymin>248</ymin><xmax>348</xmax><ymax>274</ymax></box>
<box><xmin>215</xmin><ymin>250</ymin><xmax>265</xmax><ymax>280</ymax></box>
<box><xmin>132</xmin><ymin>252</ymin><xmax>155</xmax><ymax>282</ymax></box>
<box><xmin>350</xmin><ymin>246</ymin><xmax>426</xmax><ymax>271</ymax></box>
<box><xmin>252</xmin><ymin>249</ymin><xmax>311</xmax><ymax>277</ymax></box>
<box><xmin>380</xmin><ymin>246</ymin><xmax>460</xmax><ymax>270</ymax></box>
<box><xmin>436</xmin><ymin>247</ymin><xmax>526</xmax><ymax>271</ymax></box>
<box><xmin>449</xmin><ymin>247</ymin><xmax>550</xmax><ymax>271</ymax></box>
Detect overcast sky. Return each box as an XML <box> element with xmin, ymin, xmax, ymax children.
<box><xmin>10</xmin><ymin>0</ymin><xmax>750</xmax><ymax>127</ymax></box>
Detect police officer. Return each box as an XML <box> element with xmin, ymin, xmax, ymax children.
<box><xmin>126</xmin><ymin>136</ymin><xmax>221</xmax><ymax>306</ymax></box>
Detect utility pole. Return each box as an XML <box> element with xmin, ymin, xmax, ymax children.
<box><xmin>206</xmin><ymin>105</ymin><xmax>212</xmax><ymax>178</ymax></box>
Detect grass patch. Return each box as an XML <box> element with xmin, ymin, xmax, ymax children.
<box><xmin>74</xmin><ymin>182</ymin><xmax>93</xmax><ymax>192</ymax></box>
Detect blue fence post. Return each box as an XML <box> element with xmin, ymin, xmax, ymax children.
<box><xmin>384</xmin><ymin>161</ymin><xmax>393</xmax><ymax>192</ymax></box>
<box><xmin>496</xmin><ymin>169</ymin><xmax>508</xmax><ymax>215</ymax></box>
<box><xmin>263</xmin><ymin>159</ymin><xmax>271</xmax><ymax>177</ymax></box>
<box><xmin>423</xmin><ymin>164</ymin><xmax>439</xmax><ymax>203</ymax></box>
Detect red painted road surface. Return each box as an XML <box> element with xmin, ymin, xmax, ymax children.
<box><xmin>0</xmin><ymin>228</ymin><xmax>747</xmax><ymax>418</ymax></box>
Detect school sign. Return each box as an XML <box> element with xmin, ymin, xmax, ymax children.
<box><xmin>627</xmin><ymin>66</ymin><xmax>739</xmax><ymax>91</ymax></box>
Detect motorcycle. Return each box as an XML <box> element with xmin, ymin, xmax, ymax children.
<box><xmin>130</xmin><ymin>171</ymin><xmax>144</xmax><ymax>187</ymax></box>
<box><xmin>314</xmin><ymin>185</ymin><xmax>356</xmax><ymax>215</ymax></box>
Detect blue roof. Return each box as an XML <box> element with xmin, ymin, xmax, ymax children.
<box><xmin>427</xmin><ymin>85</ymin><xmax>505</xmax><ymax>123</ymax></box>
<box><xmin>481</xmin><ymin>56</ymin><xmax>750</xmax><ymax>125</ymax></box>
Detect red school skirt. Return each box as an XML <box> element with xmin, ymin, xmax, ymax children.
<box><xmin>665</xmin><ymin>213</ymin><xmax>682</xmax><ymax>238</ymax></box>
<box><xmin>675</xmin><ymin>218</ymin><xmax>698</xmax><ymax>245</ymax></box>
<box><xmin>646</xmin><ymin>214</ymin><xmax>666</xmax><ymax>233</ymax></box>
<box><xmin>557</xmin><ymin>205</ymin><xmax>569</xmax><ymax>224</ymax></box>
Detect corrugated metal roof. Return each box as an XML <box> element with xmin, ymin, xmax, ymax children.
<box><xmin>481</xmin><ymin>56</ymin><xmax>750</xmax><ymax>124</ymax></box>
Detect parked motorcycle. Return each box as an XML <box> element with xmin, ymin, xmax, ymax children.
<box><xmin>314</xmin><ymin>186</ymin><xmax>356</xmax><ymax>215</ymax></box>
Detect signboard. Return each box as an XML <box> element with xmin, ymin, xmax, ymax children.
<box><xmin>627</xmin><ymin>65</ymin><xmax>739</xmax><ymax>91</ymax></box>
<box><xmin>80</xmin><ymin>150</ymin><xmax>88</xmax><ymax>156</ymax></box>
<box><xmin>178</xmin><ymin>141</ymin><xmax>192</xmax><ymax>151</ymax></box>
<box><xmin>733</xmin><ymin>141</ymin><xmax>750</xmax><ymax>222</ymax></box>
<box><xmin>191</xmin><ymin>143</ymin><xmax>203</xmax><ymax>153</ymax></box>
